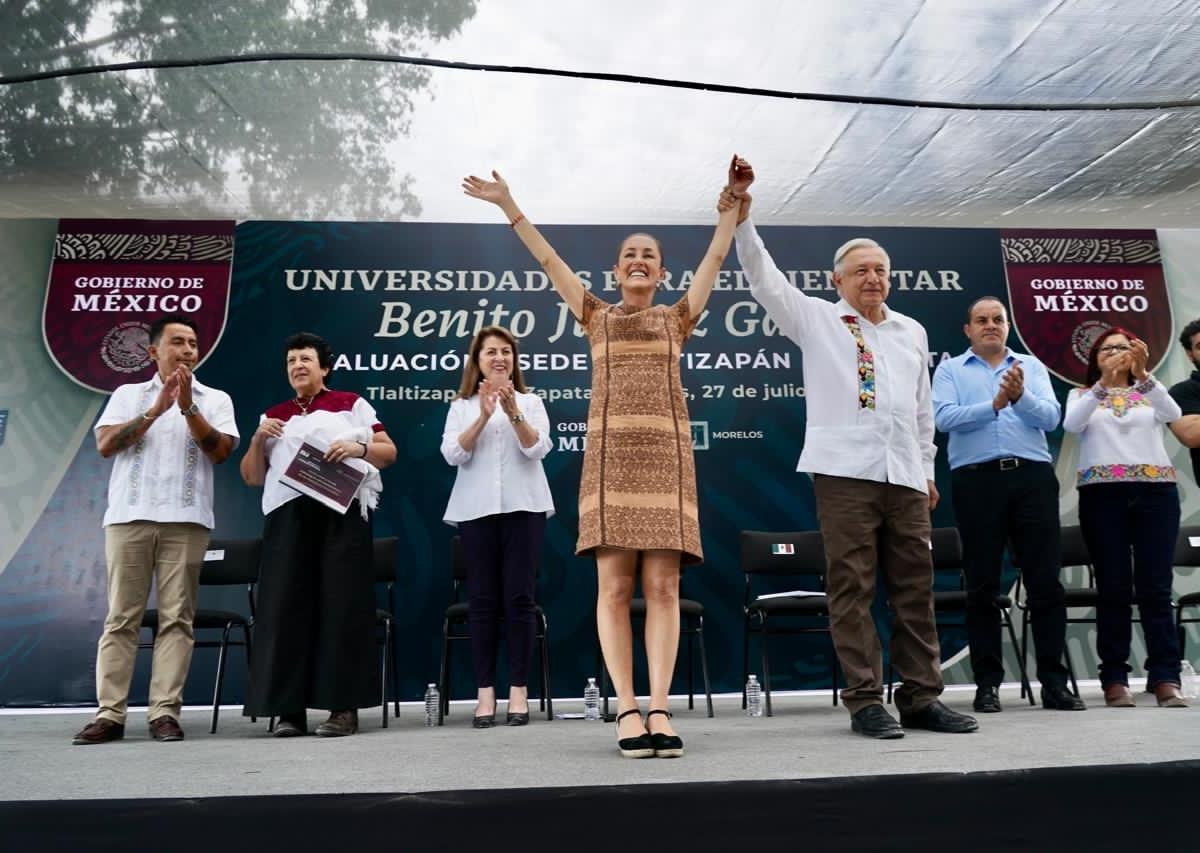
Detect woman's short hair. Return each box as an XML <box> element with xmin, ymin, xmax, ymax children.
<box><xmin>456</xmin><ymin>325</ymin><xmax>529</xmax><ymax>399</ymax></box>
<box><xmin>284</xmin><ymin>332</ymin><xmax>333</xmax><ymax>369</ymax></box>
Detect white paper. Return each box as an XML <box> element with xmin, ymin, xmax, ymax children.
<box><xmin>1189</xmin><ymin>536</ymin><xmax>1200</xmax><ymax>548</ymax></box>
<box><xmin>755</xmin><ymin>590</ymin><xmax>826</xmax><ymax>601</ymax></box>
<box><xmin>203</xmin><ymin>549</ymin><xmax>225</xmax><ymax>561</ymax></box>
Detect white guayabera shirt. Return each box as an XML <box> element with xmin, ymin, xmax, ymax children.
<box><xmin>735</xmin><ymin>219</ymin><xmax>936</xmax><ymax>494</ymax></box>
<box><xmin>95</xmin><ymin>374</ymin><xmax>239</xmax><ymax>529</ymax></box>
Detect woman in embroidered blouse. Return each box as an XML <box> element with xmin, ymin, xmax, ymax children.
<box><xmin>240</xmin><ymin>332</ymin><xmax>399</xmax><ymax>736</ymax></box>
<box><xmin>462</xmin><ymin>157</ymin><xmax>750</xmax><ymax>757</ymax></box>
<box><xmin>442</xmin><ymin>325</ymin><xmax>554</xmax><ymax>727</ymax></box>
<box><xmin>1062</xmin><ymin>327</ymin><xmax>1187</xmax><ymax>708</ymax></box>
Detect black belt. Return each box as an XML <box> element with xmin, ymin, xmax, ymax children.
<box><xmin>961</xmin><ymin>457</ymin><xmax>1043</xmax><ymax>472</ymax></box>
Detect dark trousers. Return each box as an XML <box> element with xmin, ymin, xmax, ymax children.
<box><xmin>1078</xmin><ymin>482</ymin><xmax>1182</xmax><ymax>688</ymax></box>
<box><xmin>244</xmin><ymin>497</ymin><xmax>379</xmax><ymax>716</ymax></box>
<box><xmin>951</xmin><ymin>460</ymin><xmax>1068</xmax><ymax>689</ymax></box>
<box><xmin>458</xmin><ymin>511</ymin><xmax>546</xmax><ymax>689</ymax></box>
<box><xmin>813</xmin><ymin>475</ymin><xmax>943</xmax><ymax>715</ymax></box>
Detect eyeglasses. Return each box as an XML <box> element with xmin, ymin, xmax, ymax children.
<box><xmin>1098</xmin><ymin>344</ymin><xmax>1132</xmax><ymax>354</ymax></box>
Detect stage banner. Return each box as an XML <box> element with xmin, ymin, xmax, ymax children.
<box><xmin>42</xmin><ymin>219</ymin><xmax>235</xmax><ymax>393</ymax></box>
<box><xmin>6</xmin><ymin>220</ymin><xmax>1177</xmax><ymax>705</ymax></box>
<box><xmin>1001</xmin><ymin>229</ymin><xmax>1172</xmax><ymax>386</ymax></box>
<box><xmin>196</xmin><ymin>221</ymin><xmax>1007</xmax><ymax>699</ymax></box>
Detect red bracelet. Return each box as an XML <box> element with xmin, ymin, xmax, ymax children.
<box><xmin>509</xmin><ymin>213</ymin><xmax>525</xmax><ymax>228</ymax></box>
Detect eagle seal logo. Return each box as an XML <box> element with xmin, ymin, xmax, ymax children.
<box><xmin>100</xmin><ymin>322</ymin><xmax>151</xmax><ymax>373</ymax></box>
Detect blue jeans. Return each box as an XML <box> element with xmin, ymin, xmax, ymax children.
<box><xmin>1077</xmin><ymin>482</ymin><xmax>1181</xmax><ymax>688</ymax></box>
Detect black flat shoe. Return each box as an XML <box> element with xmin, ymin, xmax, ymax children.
<box><xmin>506</xmin><ymin>711</ymin><xmax>530</xmax><ymax>726</ymax></box>
<box><xmin>472</xmin><ymin>714</ymin><xmax>496</xmax><ymax>729</ymax></box>
<box><xmin>900</xmin><ymin>700</ymin><xmax>979</xmax><ymax>733</ymax></box>
<box><xmin>646</xmin><ymin>709</ymin><xmax>683</xmax><ymax>758</ymax></box>
<box><xmin>616</xmin><ymin>708</ymin><xmax>654</xmax><ymax>759</ymax></box>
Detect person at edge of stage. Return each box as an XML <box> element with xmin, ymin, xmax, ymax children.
<box><xmin>1062</xmin><ymin>327</ymin><xmax>1187</xmax><ymax>708</ymax></box>
<box><xmin>722</xmin><ymin>161</ymin><xmax>978</xmax><ymax>739</ymax></box>
<box><xmin>461</xmin><ymin>155</ymin><xmax>748</xmax><ymax>758</ymax></box>
<box><xmin>240</xmin><ymin>331</ymin><xmax>398</xmax><ymax>736</ymax></box>
<box><xmin>932</xmin><ymin>296</ymin><xmax>1084</xmax><ymax>713</ymax></box>
<box><xmin>1167</xmin><ymin>317</ymin><xmax>1200</xmax><ymax>483</ymax></box>
<box><xmin>73</xmin><ymin>314</ymin><xmax>239</xmax><ymax>745</ymax></box>
<box><xmin>441</xmin><ymin>325</ymin><xmax>554</xmax><ymax>728</ymax></box>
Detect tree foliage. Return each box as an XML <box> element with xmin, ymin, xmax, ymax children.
<box><xmin>1</xmin><ymin>0</ymin><xmax>478</xmax><ymax>218</ymax></box>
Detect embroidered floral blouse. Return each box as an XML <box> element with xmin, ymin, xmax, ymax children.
<box><xmin>1062</xmin><ymin>375</ymin><xmax>1182</xmax><ymax>486</ymax></box>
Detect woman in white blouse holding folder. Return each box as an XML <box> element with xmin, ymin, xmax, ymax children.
<box><xmin>1063</xmin><ymin>327</ymin><xmax>1186</xmax><ymax>708</ymax></box>
<box><xmin>442</xmin><ymin>325</ymin><xmax>554</xmax><ymax>727</ymax></box>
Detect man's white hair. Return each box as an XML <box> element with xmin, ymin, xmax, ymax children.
<box><xmin>833</xmin><ymin>238</ymin><xmax>890</xmax><ymax>274</ymax></box>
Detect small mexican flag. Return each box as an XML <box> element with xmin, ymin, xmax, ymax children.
<box><xmin>771</xmin><ymin>543</ymin><xmax>794</xmax><ymax>555</ymax></box>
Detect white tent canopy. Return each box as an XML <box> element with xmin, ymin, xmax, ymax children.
<box><xmin>4</xmin><ymin>0</ymin><xmax>1200</xmax><ymax>226</ymax></box>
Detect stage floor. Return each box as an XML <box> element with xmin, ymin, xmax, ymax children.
<box><xmin>3</xmin><ymin>681</ymin><xmax>1197</xmax><ymax>802</ymax></box>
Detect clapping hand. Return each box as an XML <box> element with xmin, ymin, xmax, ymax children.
<box><xmin>174</xmin><ymin>365</ymin><xmax>194</xmax><ymax>410</ymax></box>
<box><xmin>1000</xmin><ymin>362</ymin><xmax>1024</xmax><ymax>402</ymax></box>
<box><xmin>149</xmin><ymin>370</ymin><xmax>181</xmax><ymax>417</ymax></box>
<box><xmin>496</xmin><ymin>380</ymin><xmax>520</xmax><ymax>419</ymax></box>
<box><xmin>462</xmin><ymin>170</ymin><xmax>514</xmax><ymax>208</ymax></box>
<box><xmin>478</xmin><ymin>380</ymin><xmax>499</xmax><ymax>420</ymax></box>
<box><xmin>1129</xmin><ymin>338</ymin><xmax>1150</xmax><ymax>380</ymax></box>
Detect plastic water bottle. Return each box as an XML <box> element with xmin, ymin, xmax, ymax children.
<box><xmin>423</xmin><ymin>683</ymin><xmax>440</xmax><ymax>727</ymax></box>
<box><xmin>583</xmin><ymin>677</ymin><xmax>601</xmax><ymax>721</ymax></box>
<box><xmin>1181</xmin><ymin>661</ymin><xmax>1199</xmax><ymax>700</ymax></box>
<box><xmin>746</xmin><ymin>674</ymin><xmax>763</xmax><ymax>717</ymax></box>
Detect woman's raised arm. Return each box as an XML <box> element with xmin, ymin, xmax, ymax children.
<box><xmin>463</xmin><ymin>170</ymin><xmax>587</xmax><ymax>320</ymax></box>
<box><xmin>686</xmin><ymin>155</ymin><xmax>754</xmax><ymax>320</ymax></box>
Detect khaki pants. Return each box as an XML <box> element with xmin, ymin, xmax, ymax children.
<box><xmin>96</xmin><ymin>521</ymin><xmax>209</xmax><ymax>724</ymax></box>
<box><xmin>813</xmin><ymin>475</ymin><xmax>943</xmax><ymax>715</ymax></box>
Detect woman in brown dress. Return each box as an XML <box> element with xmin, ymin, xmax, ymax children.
<box><xmin>463</xmin><ymin>156</ymin><xmax>751</xmax><ymax>757</ymax></box>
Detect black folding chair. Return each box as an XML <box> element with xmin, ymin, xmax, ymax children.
<box><xmin>597</xmin><ymin>593</ymin><xmax>715</xmax><ymax>719</ymax></box>
<box><xmin>437</xmin><ymin>536</ymin><xmax>552</xmax><ymax>724</ymax></box>
<box><xmin>741</xmin><ymin>530</ymin><xmax>837</xmax><ymax>716</ymax></box>
<box><xmin>1171</xmin><ymin>525</ymin><xmax>1200</xmax><ymax>658</ymax></box>
<box><xmin>139</xmin><ymin>537</ymin><xmax>260</xmax><ymax>733</ymax></box>
<box><xmin>1017</xmin><ymin>525</ymin><xmax>1104</xmax><ymax>699</ymax></box>
<box><xmin>374</xmin><ymin>536</ymin><xmax>401</xmax><ymax>728</ymax></box>
<box><xmin>886</xmin><ymin>527</ymin><xmax>1032</xmax><ymax>704</ymax></box>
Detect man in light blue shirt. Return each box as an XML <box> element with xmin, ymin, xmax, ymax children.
<box><xmin>933</xmin><ymin>297</ymin><xmax>1084</xmax><ymax>713</ymax></box>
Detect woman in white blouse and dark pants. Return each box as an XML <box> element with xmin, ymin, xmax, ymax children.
<box><xmin>442</xmin><ymin>326</ymin><xmax>554</xmax><ymax>727</ymax></box>
<box><xmin>1063</xmin><ymin>327</ymin><xmax>1187</xmax><ymax>708</ymax></box>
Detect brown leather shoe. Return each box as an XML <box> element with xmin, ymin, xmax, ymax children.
<box><xmin>315</xmin><ymin>710</ymin><xmax>358</xmax><ymax>737</ymax></box>
<box><xmin>1103</xmin><ymin>684</ymin><xmax>1136</xmax><ymax>707</ymax></box>
<box><xmin>1154</xmin><ymin>683</ymin><xmax>1188</xmax><ymax>708</ymax></box>
<box><xmin>148</xmin><ymin>716</ymin><xmax>185</xmax><ymax>741</ymax></box>
<box><xmin>72</xmin><ymin>718</ymin><xmax>125</xmax><ymax>745</ymax></box>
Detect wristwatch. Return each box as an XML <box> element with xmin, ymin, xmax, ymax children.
<box><xmin>180</xmin><ymin>402</ymin><xmax>200</xmax><ymax>417</ymax></box>
<box><xmin>509</xmin><ymin>413</ymin><xmax>525</xmax><ymax>424</ymax></box>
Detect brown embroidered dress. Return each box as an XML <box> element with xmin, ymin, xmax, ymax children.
<box><xmin>575</xmin><ymin>290</ymin><xmax>702</xmax><ymax>565</ymax></box>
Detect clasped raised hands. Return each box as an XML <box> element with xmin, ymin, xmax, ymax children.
<box><xmin>718</xmin><ymin>154</ymin><xmax>755</xmax><ymax>221</ymax></box>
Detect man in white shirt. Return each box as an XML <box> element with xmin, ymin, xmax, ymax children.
<box><xmin>726</xmin><ymin>176</ymin><xmax>977</xmax><ymax>738</ymax></box>
<box><xmin>72</xmin><ymin>315</ymin><xmax>239</xmax><ymax>745</ymax></box>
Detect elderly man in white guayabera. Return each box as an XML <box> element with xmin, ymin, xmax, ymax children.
<box><xmin>722</xmin><ymin>163</ymin><xmax>977</xmax><ymax>740</ymax></box>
